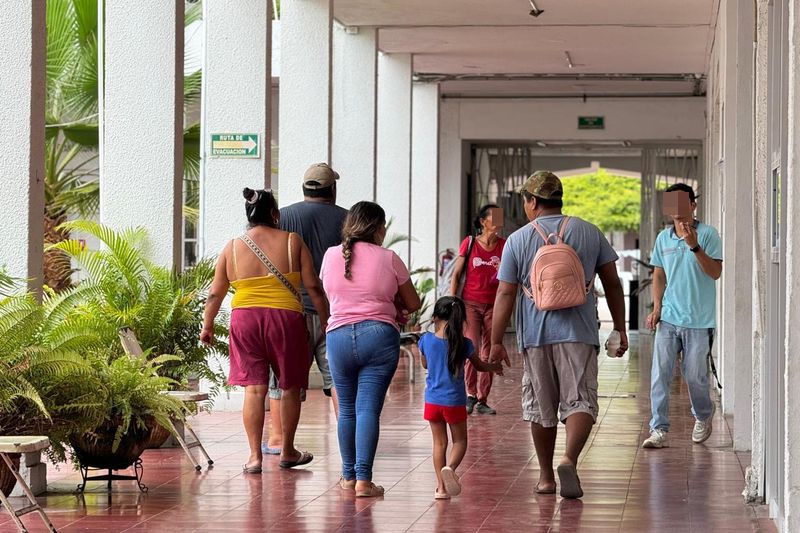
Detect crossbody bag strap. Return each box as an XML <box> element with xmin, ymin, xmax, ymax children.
<box><xmin>238</xmin><ymin>234</ymin><xmax>303</xmax><ymax>305</ymax></box>
<box><xmin>462</xmin><ymin>235</ymin><xmax>476</xmax><ymax>284</ymax></box>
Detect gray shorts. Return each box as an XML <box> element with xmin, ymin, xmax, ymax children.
<box><xmin>268</xmin><ymin>313</ymin><xmax>333</xmax><ymax>400</ymax></box>
<box><xmin>521</xmin><ymin>342</ymin><xmax>599</xmax><ymax>428</ymax></box>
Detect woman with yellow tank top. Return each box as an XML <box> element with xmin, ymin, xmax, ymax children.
<box><xmin>201</xmin><ymin>188</ymin><xmax>329</xmax><ymax>474</ymax></box>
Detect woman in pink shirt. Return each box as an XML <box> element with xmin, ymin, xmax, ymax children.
<box><xmin>321</xmin><ymin>201</ymin><xmax>421</xmax><ymax>497</ymax></box>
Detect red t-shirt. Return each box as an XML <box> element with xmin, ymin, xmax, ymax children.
<box><xmin>458</xmin><ymin>236</ymin><xmax>506</xmax><ymax>305</ymax></box>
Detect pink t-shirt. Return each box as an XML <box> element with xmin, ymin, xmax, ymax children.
<box><xmin>321</xmin><ymin>242</ymin><xmax>410</xmax><ymax>332</ymax></box>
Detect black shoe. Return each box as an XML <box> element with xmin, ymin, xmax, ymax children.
<box><xmin>466</xmin><ymin>396</ymin><xmax>478</xmax><ymax>415</ymax></box>
<box><xmin>475</xmin><ymin>402</ymin><xmax>496</xmax><ymax>415</ymax></box>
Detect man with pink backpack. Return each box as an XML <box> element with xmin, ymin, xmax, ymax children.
<box><xmin>489</xmin><ymin>171</ymin><xmax>629</xmax><ymax>499</ymax></box>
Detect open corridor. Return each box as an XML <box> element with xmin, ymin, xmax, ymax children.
<box><xmin>2</xmin><ymin>333</ymin><xmax>775</xmax><ymax>533</ymax></box>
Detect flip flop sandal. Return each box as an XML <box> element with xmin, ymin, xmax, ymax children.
<box><xmin>261</xmin><ymin>443</ymin><xmax>282</xmax><ymax>455</ymax></box>
<box><xmin>279</xmin><ymin>450</ymin><xmax>314</xmax><ymax>469</ymax></box>
<box><xmin>440</xmin><ymin>466</ymin><xmax>462</xmax><ymax>496</ymax></box>
<box><xmin>534</xmin><ymin>483</ymin><xmax>557</xmax><ymax>494</ymax></box>
<box><xmin>557</xmin><ymin>464</ymin><xmax>584</xmax><ymax>499</ymax></box>
<box><xmin>242</xmin><ymin>464</ymin><xmax>262</xmax><ymax>474</ymax></box>
<box><xmin>434</xmin><ymin>489</ymin><xmax>450</xmax><ymax>500</ymax></box>
<box><xmin>355</xmin><ymin>483</ymin><xmax>385</xmax><ymax>498</ymax></box>
<box><xmin>339</xmin><ymin>477</ymin><xmax>356</xmax><ymax>491</ymax></box>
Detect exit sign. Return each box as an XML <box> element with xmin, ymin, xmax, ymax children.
<box><xmin>578</xmin><ymin>116</ymin><xmax>605</xmax><ymax>130</ymax></box>
<box><xmin>210</xmin><ymin>133</ymin><xmax>260</xmax><ymax>158</ymax></box>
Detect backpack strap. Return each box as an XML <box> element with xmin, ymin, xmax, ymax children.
<box><xmin>530</xmin><ymin>221</ymin><xmax>550</xmax><ymax>244</ymax></box>
<box><xmin>558</xmin><ymin>216</ymin><xmax>571</xmax><ymax>241</ymax></box>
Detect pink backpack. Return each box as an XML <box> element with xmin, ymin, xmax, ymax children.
<box><xmin>523</xmin><ymin>217</ymin><xmax>590</xmax><ymax>311</ymax></box>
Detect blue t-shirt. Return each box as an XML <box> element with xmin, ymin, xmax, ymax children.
<box><xmin>280</xmin><ymin>200</ymin><xmax>348</xmax><ymax>312</ymax></box>
<box><xmin>419</xmin><ymin>333</ymin><xmax>475</xmax><ymax>407</ymax></box>
<box><xmin>497</xmin><ymin>215</ymin><xmax>619</xmax><ymax>349</ymax></box>
<box><xmin>650</xmin><ymin>221</ymin><xmax>722</xmax><ymax>328</ymax></box>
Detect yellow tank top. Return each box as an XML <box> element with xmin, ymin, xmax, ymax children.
<box><xmin>229</xmin><ymin>234</ymin><xmax>304</xmax><ymax>314</ymax></box>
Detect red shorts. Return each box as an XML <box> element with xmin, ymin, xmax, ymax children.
<box><xmin>424</xmin><ymin>402</ymin><xmax>468</xmax><ymax>424</ymax></box>
<box><xmin>228</xmin><ymin>307</ymin><xmax>310</xmax><ymax>389</ymax></box>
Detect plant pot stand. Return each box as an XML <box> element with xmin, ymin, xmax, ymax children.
<box><xmin>0</xmin><ymin>436</ymin><xmax>57</xmax><ymax>533</ymax></box>
<box><xmin>76</xmin><ymin>459</ymin><xmax>147</xmax><ymax>493</ymax></box>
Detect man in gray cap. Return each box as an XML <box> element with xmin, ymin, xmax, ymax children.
<box><xmin>489</xmin><ymin>171</ymin><xmax>628</xmax><ymax>499</ymax></box>
<box><xmin>262</xmin><ymin>163</ymin><xmax>347</xmax><ymax>455</ymax></box>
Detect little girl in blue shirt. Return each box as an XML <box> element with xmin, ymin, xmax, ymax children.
<box><xmin>419</xmin><ymin>296</ymin><xmax>504</xmax><ymax>500</ymax></box>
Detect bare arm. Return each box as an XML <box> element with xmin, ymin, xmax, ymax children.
<box><xmin>597</xmin><ymin>261</ymin><xmax>628</xmax><ymax>356</ymax></box>
<box><xmin>468</xmin><ymin>354</ymin><xmax>503</xmax><ymax>373</ymax></box>
<box><xmin>397</xmin><ymin>278</ymin><xmax>422</xmax><ymax>313</ymax></box>
<box><xmin>449</xmin><ymin>256</ymin><xmax>466</xmax><ymax>295</ymax></box>
<box><xmin>646</xmin><ymin>267</ymin><xmax>667</xmax><ymax>330</ymax></box>
<box><xmin>488</xmin><ymin>281</ymin><xmax>517</xmax><ymax>368</ymax></box>
<box><xmin>299</xmin><ymin>240</ymin><xmax>330</xmax><ymax>328</ymax></box>
<box><xmin>420</xmin><ymin>353</ymin><xmax>427</xmax><ymax>369</ymax></box>
<box><xmin>695</xmin><ymin>250</ymin><xmax>723</xmax><ymax>280</ymax></box>
<box><xmin>597</xmin><ymin>262</ymin><xmax>626</xmax><ymax>332</ymax></box>
<box><xmin>201</xmin><ymin>248</ymin><xmax>231</xmax><ymax>345</ymax></box>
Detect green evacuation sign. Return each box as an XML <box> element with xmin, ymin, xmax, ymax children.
<box><xmin>210</xmin><ymin>133</ymin><xmax>260</xmax><ymax>158</ymax></box>
<box><xmin>578</xmin><ymin>116</ymin><xmax>605</xmax><ymax>130</ymax></box>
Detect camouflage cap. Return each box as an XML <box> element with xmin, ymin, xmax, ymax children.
<box><xmin>518</xmin><ymin>170</ymin><xmax>563</xmax><ymax>199</ymax></box>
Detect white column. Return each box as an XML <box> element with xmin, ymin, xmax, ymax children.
<box><xmin>784</xmin><ymin>0</ymin><xmax>800</xmax><ymax>527</ymax></box>
<box><xmin>0</xmin><ymin>1</ymin><xmax>45</xmax><ymax>292</ymax></box>
<box><xmin>744</xmin><ymin>0</ymin><xmax>771</xmax><ymax>503</ymax></box>
<box><xmin>438</xmin><ymin>99</ymin><xmax>465</xmax><ymax>253</ymax></box>
<box><xmin>730</xmin><ymin>0</ymin><xmax>755</xmax><ymax>452</ymax></box>
<box><xmin>332</xmin><ymin>24</ymin><xmax>378</xmax><ymax>208</ymax></box>
<box><xmin>200</xmin><ymin>1</ymin><xmax>272</xmax><ymax>258</ymax></box>
<box><xmin>376</xmin><ymin>52</ymin><xmax>413</xmax><ymax>263</ymax></box>
<box><xmin>410</xmin><ymin>83</ymin><xmax>440</xmax><ymax>273</ymax></box>
<box><xmin>279</xmin><ymin>0</ymin><xmax>332</xmax><ymax>207</ymax></box>
<box><xmin>718</xmin><ymin>0</ymin><xmax>738</xmax><ymax>417</ymax></box>
<box><xmin>99</xmin><ymin>1</ymin><xmax>183</xmax><ymax>268</ymax></box>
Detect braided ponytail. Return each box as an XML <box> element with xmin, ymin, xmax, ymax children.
<box><xmin>342</xmin><ymin>236</ymin><xmax>354</xmax><ymax>280</ymax></box>
<box><xmin>339</xmin><ymin>202</ymin><xmax>386</xmax><ymax>280</ymax></box>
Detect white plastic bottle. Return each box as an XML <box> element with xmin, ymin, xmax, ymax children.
<box><xmin>605</xmin><ymin>330</ymin><xmax>622</xmax><ymax>358</ymax></box>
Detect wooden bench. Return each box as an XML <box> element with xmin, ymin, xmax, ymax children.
<box><xmin>118</xmin><ymin>328</ymin><xmax>214</xmax><ymax>472</ymax></box>
<box><xmin>0</xmin><ymin>437</ymin><xmax>57</xmax><ymax>532</ymax></box>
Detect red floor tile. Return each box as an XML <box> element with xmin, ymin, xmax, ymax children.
<box><xmin>0</xmin><ymin>332</ymin><xmax>776</xmax><ymax>532</ymax></box>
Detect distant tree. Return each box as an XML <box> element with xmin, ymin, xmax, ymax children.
<box><xmin>561</xmin><ymin>169</ymin><xmax>640</xmax><ymax>233</ymax></box>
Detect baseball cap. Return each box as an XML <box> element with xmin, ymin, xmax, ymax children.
<box><xmin>518</xmin><ymin>170</ymin><xmax>563</xmax><ymax>200</ymax></box>
<box><xmin>303</xmin><ymin>163</ymin><xmax>339</xmax><ymax>189</ymax></box>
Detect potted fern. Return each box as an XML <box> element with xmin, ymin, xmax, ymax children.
<box><xmin>68</xmin><ymin>353</ymin><xmax>185</xmax><ymax>476</ymax></box>
<box><xmin>0</xmin><ymin>272</ymin><xmax>104</xmax><ymax>494</ymax></box>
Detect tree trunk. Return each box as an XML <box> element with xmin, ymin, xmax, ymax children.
<box><xmin>43</xmin><ymin>213</ymin><xmax>73</xmax><ymax>292</ymax></box>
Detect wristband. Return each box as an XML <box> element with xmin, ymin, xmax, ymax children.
<box><xmin>690</xmin><ymin>245</ymin><xmax>701</xmax><ymax>253</ymax></box>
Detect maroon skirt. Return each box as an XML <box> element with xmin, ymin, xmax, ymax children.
<box><xmin>228</xmin><ymin>307</ymin><xmax>310</xmax><ymax>389</ymax></box>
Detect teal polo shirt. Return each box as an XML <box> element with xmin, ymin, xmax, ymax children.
<box><xmin>650</xmin><ymin>220</ymin><xmax>723</xmax><ymax>329</ymax></box>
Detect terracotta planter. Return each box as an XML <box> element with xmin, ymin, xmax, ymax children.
<box><xmin>0</xmin><ymin>453</ymin><xmax>20</xmax><ymax>497</ymax></box>
<box><xmin>70</xmin><ymin>419</ymin><xmax>154</xmax><ymax>471</ymax></box>
<box><xmin>145</xmin><ymin>421</ymin><xmax>171</xmax><ymax>449</ymax></box>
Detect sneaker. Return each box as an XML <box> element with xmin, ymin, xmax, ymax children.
<box><xmin>475</xmin><ymin>402</ymin><xmax>496</xmax><ymax>415</ymax></box>
<box><xmin>692</xmin><ymin>403</ymin><xmax>716</xmax><ymax>443</ymax></box>
<box><xmin>642</xmin><ymin>429</ymin><xmax>668</xmax><ymax>448</ymax></box>
<box><xmin>466</xmin><ymin>396</ymin><xmax>478</xmax><ymax>415</ymax></box>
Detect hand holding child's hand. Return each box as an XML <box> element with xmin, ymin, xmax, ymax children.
<box><xmin>489</xmin><ymin>361</ymin><xmax>504</xmax><ymax>375</ymax></box>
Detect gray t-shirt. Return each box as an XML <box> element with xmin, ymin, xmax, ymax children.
<box><xmin>280</xmin><ymin>200</ymin><xmax>348</xmax><ymax>312</ymax></box>
<box><xmin>497</xmin><ymin>214</ymin><xmax>618</xmax><ymax>348</ymax></box>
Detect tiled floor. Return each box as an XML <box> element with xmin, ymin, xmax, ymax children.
<box><xmin>2</xmin><ymin>332</ymin><xmax>776</xmax><ymax>532</ymax></box>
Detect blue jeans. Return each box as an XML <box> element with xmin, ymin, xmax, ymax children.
<box><xmin>650</xmin><ymin>321</ymin><xmax>715</xmax><ymax>432</ymax></box>
<box><xmin>327</xmin><ymin>321</ymin><xmax>400</xmax><ymax>481</ymax></box>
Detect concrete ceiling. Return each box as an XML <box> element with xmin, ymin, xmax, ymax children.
<box><xmin>334</xmin><ymin>0</ymin><xmax>718</xmax><ymax>95</ymax></box>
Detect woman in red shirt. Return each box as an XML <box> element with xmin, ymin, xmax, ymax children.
<box><xmin>448</xmin><ymin>204</ymin><xmax>506</xmax><ymax>415</ymax></box>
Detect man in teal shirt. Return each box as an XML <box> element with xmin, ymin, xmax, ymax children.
<box><xmin>643</xmin><ymin>183</ymin><xmax>723</xmax><ymax>449</ymax></box>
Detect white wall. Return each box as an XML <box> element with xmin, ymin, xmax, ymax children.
<box><xmin>410</xmin><ymin>83</ymin><xmax>440</xmax><ymax>274</ymax></box>
<box><xmin>455</xmin><ymin>97</ymin><xmax>706</xmax><ymax>141</ymax></box>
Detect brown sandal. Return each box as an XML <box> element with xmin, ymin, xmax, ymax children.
<box><xmin>355</xmin><ymin>482</ymin><xmax>385</xmax><ymax>498</ymax></box>
<box><xmin>339</xmin><ymin>477</ymin><xmax>356</xmax><ymax>491</ymax></box>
